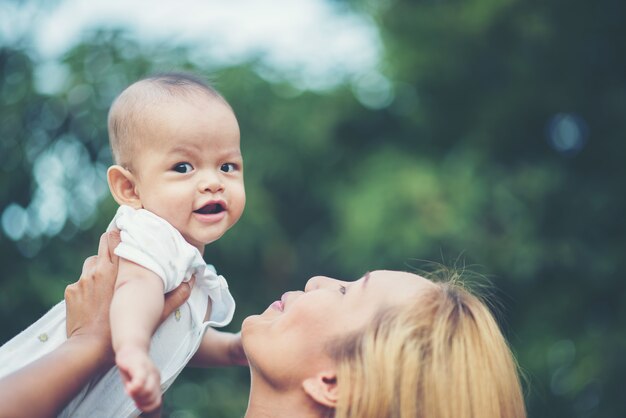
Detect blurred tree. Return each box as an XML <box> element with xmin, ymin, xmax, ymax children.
<box><xmin>364</xmin><ymin>0</ymin><xmax>626</xmax><ymax>416</ymax></box>
<box><xmin>1</xmin><ymin>0</ymin><xmax>625</xmax><ymax>416</ymax></box>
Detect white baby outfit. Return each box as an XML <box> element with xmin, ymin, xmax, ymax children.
<box><xmin>0</xmin><ymin>205</ymin><xmax>236</xmax><ymax>418</ymax></box>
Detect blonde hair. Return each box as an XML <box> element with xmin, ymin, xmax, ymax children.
<box><xmin>329</xmin><ymin>273</ymin><xmax>526</xmax><ymax>418</ymax></box>
<box><xmin>107</xmin><ymin>72</ymin><xmax>226</xmax><ymax>168</ymax></box>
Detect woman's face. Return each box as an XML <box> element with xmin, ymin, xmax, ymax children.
<box><xmin>242</xmin><ymin>270</ymin><xmax>434</xmax><ymax>388</ymax></box>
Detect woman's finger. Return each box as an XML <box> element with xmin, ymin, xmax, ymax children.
<box><xmin>82</xmin><ymin>255</ymin><xmax>98</xmax><ymax>276</ymax></box>
<box><xmin>94</xmin><ymin>230</ymin><xmax>121</xmax><ymax>275</ymax></box>
<box><xmin>105</xmin><ymin>230</ymin><xmax>121</xmax><ymax>266</ymax></box>
<box><xmin>94</xmin><ymin>233</ymin><xmax>111</xmax><ymax>275</ymax></box>
<box><xmin>96</xmin><ymin>231</ymin><xmax>109</xmax><ymax>258</ymax></box>
<box><xmin>161</xmin><ymin>281</ymin><xmax>192</xmax><ymax>322</ymax></box>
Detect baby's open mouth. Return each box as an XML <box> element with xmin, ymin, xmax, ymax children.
<box><xmin>194</xmin><ymin>203</ymin><xmax>225</xmax><ymax>215</ymax></box>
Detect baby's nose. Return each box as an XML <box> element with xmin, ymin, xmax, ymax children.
<box><xmin>198</xmin><ymin>173</ymin><xmax>223</xmax><ymax>193</ymax></box>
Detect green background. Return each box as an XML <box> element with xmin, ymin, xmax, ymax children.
<box><xmin>1</xmin><ymin>0</ymin><xmax>624</xmax><ymax>416</ymax></box>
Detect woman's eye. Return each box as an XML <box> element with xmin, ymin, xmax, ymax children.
<box><xmin>173</xmin><ymin>162</ymin><xmax>193</xmax><ymax>173</ymax></box>
<box><xmin>339</xmin><ymin>285</ymin><xmax>347</xmax><ymax>295</ymax></box>
<box><xmin>220</xmin><ymin>163</ymin><xmax>236</xmax><ymax>173</ymax></box>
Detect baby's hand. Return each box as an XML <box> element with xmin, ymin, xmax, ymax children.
<box><xmin>228</xmin><ymin>332</ymin><xmax>248</xmax><ymax>366</ymax></box>
<box><xmin>116</xmin><ymin>346</ymin><xmax>162</xmax><ymax>412</ymax></box>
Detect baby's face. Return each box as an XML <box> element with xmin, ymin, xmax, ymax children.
<box><xmin>130</xmin><ymin>94</ymin><xmax>245</xmax><ymax>252</ymax></box>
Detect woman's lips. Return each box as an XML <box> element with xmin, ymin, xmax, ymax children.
<box><xmin>269</xmin><ymin>292</ymin><xmax>291</xmax><ymax>311</ymax></box>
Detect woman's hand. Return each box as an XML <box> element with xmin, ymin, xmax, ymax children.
<box><xmin>0</xmin><ymin>231</ymin><xmax>193</xmax><ymax>418</ymax></box>
<box><xmin>64</xmin><ymin>230</ymin><xmax>120</xmax><ymax>363</ymax></box>
<box><xmin>64</xmin><ymin>230</ymin><xmax>193</xmax><ymax>366</ymax></box>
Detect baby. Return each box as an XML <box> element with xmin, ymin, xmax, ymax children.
<box><xmin>0</xmin><ymin>73</ymin><xmax>246</xmax><ymax>417</ymax></box>
<box><xmin>105</xmin><ymin>72</ymin><xmax>246</xmax><ymax>411</ymax></box>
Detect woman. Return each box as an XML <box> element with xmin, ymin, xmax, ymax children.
<box><xmin>242</xmin><ymin>270</ymin><xmax>526</xmax><ymax>418</ymax></box>
<box><xmin>0</xmin><ymin>232</ymin><xmax>526</xmax><ymax>418</ymax></box>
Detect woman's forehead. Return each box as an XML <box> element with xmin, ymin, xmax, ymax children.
<box><xmin>368</xmin><ymin>270</ymin><xmax>431</xmax><ymax>285</ymax></box>
<box><xmin>357</xmin><ymin>270</ymin><xmax>433</xmax><ymax>302</ymax></box>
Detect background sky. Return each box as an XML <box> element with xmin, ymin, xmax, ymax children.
<box><xmin>0</xmin><ymin>0</ymin><xmax>382</xmax><ymax>91</ymax></box>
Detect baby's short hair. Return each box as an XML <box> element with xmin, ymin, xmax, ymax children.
<box><xmin>107</xmin><ymin>72</ymin><xmax>227</xmax><ymax>168</ymax></box>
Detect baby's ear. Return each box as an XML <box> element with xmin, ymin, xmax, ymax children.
<box><xmin>302</xmin><ymin>370</ymin><xmax>339</xmax><ymax>409</ymax></box>
<box><xmin>107</xmin><ymin>165</ymin><xmax>142</xmax><ymax>208</ymax></box>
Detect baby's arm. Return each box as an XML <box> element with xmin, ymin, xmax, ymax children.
<box><xmin>110</xmin><ymin>259</ymin><xmax>164</xmax><ymax>413</ymax></box>
<box><xmin>0</xmin><ymin>231</ymin><xmax>192</xmax><ymax>418</ymax></box>
<box><xmin>189</xmin><ymin>327</ymin><xmax>248</xmax><ymax>368</ymax></box>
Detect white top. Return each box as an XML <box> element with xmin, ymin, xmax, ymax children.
<box><xmin>0</xmin><ymin>205</ymin><xmax>236</xmax><ymax>418</ymax></box>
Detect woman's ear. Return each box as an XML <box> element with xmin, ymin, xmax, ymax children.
<box><xmin>302</xmin><ymin>370</ymin><xmax>339</xmax><ymax>409</ymax></box>
<box><xmin>107</xmin><ymin>165</ymin><xmax>142</xmax><ymax>208</ymax></box>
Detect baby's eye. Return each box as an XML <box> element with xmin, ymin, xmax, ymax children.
<box><xmin>339</xmin><ymin>285</ymin><xmax>347</xmax><ymax>295</ymax></box>
<box><xmin>173</xmin><ymin>162</ymin><xmax>193</xmax><ymax>173</ymax></box>
<box><xmin>220</xmin><ymin>163</ymin><xmax>236</xmax><ymax>173</ymax></box>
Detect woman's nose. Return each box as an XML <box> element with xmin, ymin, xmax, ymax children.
<box><xmin>305</xmin><ymin>276</ymin><xmax>336</xmax><ymax>292</ymax></box>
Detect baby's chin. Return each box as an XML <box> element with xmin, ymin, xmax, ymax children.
<box><xmin>184</xmin><ymin>232</ymin><xmax>226</xmax><ymax>251</ymax></box>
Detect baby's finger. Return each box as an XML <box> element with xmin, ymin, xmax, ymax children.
<box><xmin>139</xmin><ymin>389</ymin><xmax>162</xmax><ymax>414</ymax></box>
<box><xmin>140</xmin><ymin>405</ymin><xmax>163</xmax><ymax>418</ymax></box>
<box><xmin>119</xmin><ymin>366</ymin><xmax>133</xmax><ymax>387</ymax></box>
<box><xmin>147</xmin><ymin>372</ymin><xmax>161</xmax><ymax>395</ymax></box>
<box><xmin>141</xmin><ymin>379</ymin><xmax>160</xmax><ymax>407</ymax></box>
<box><xmin>126</xmin><ymin>381</ymin><xmax>142</xmax><ymax>400</ymax></box>
<box><xmin>128</xmin><ymin>370</ymin><xmax>148</xmax><ymax>396</ymax></box>
<box><xmin>143</xmin><ymin>398</ymin><xmax>162</xmax><ymax>414</ymax></box>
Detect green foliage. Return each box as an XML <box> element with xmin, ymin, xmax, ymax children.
<box><xmin>1</xmin><ymin>1</ymin><xmax>624</xmax><ymax>416</ymax></box>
